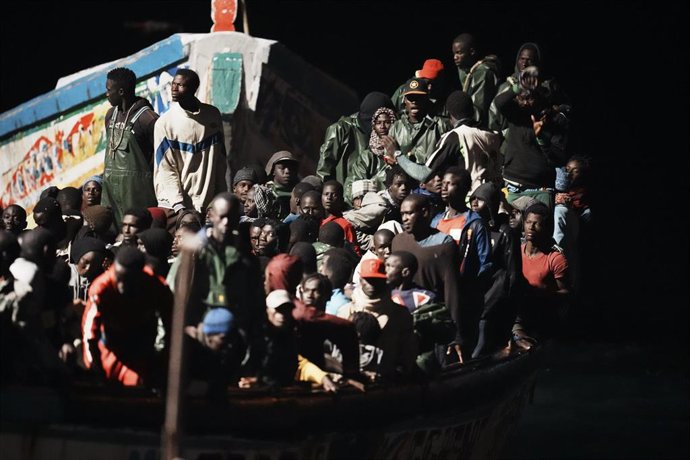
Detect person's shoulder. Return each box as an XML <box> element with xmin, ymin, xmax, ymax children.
<box><xmin>547</xmin><ymin>245</ymin><xmax>567</xmax><ymax>261</ymax></box>
<box><xmin>105</xmin><ymin>106</ymin><xmax>116</xmax><ymax>123</ymax></box>
<box><xmin>89</xmin><ymin>268</ymin><xmax>115</xmax><ymax>295</ymax></box>
<box><xmin>476</xmin><ymin>56</ymin><xmax>500</xmax><ymax>74</ymax></box>
<box><xmin>200</xmin><ymin>101</ymin><xmax>222</xmax><ymax>115</ymax></box>
<box><xmin>331</xmin><ymin>114</ymin><xmax>358</xmax><ymax>131</ymax></box>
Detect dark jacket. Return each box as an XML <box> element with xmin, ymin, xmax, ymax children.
<box><xmin>494</xmin><ymin>89</ymin><xmax>569</xmax><ymax>189</ymax></box>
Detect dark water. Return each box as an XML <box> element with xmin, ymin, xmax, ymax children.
<box><xmin>501</xmin><ymin>339</ymin><xmax>689</xmax><ymax>459</ymax></box>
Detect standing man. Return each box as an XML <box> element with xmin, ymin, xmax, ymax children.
<box><xmin>102</xmin><ymin>68</ymin><xmax>159</xmax><ymax>230</ymax></box>
<box><xmin>154</xmin><ymin>68</ymin><xmax>227</xmax><ymax>215</ymax></box>
<box><xmin>451</xmin><ymin>34</ymin><xmax>500</xmax><ymax>129</ymax></box>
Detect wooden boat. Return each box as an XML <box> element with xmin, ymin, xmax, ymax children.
<box><xmin>0</xmin><ymin>345</ymin><xmax>542</xmax><ymax>459</ymax></box>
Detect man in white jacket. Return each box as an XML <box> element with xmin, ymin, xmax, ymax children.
<box><xmin>153</xmin><ymin>69</ymin><xmax>227</xmax><ymax>215</ymax></box>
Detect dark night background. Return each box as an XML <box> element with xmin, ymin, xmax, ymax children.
<box><xmin>1</xmin><ymin>1</ymin><xmax>688</xmax><ymax>458</ymax></box>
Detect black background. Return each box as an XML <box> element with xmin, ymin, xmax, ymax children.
<box><xmin>1</xmin><ymin>1</ymin><xmax>687</xmax><ymax>457</ymax></box>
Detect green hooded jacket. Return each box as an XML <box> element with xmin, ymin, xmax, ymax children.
<box><xmin>316</xmin><ymin>114</ymin><xmax>370</xmax><ymax>185</ymax></box>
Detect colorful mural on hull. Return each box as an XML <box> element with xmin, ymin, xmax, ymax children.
<box><xmin>0</xmin><ymin>70</ymin><xmax>178</xmax><ymax>214</ymax></box>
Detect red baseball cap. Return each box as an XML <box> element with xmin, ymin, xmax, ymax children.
<box><xmin>415</xmin><ymin>59</ymin><xmax>444</xmax><ymax>80</ymax></box>
<box><xmin>360</xmin><ymin>258</ymin><xmax>387</xmax><ymax>279</ymax></box>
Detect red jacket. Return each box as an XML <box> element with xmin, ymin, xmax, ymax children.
<box><xmin>82</xmin><ymin>265</ymin><xmax>172</xmax><ymax>380</ymax></box>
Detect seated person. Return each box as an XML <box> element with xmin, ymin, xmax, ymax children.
<box><xmin>319</xmin><ymin>249</ymin><xmax>353</xmax><ymax>315</ymax></box>
<box><xmin>514</xmin><ymin>203</ymin><xmax>570</xmax><ymax>349</ymax></box>
<box><xmin>343</xmin><ymin>192</ymin><xmax>389</xmax><ymax>252</ymax></box>
<box><xmin>386</xmin><ymin>250</ymin><xmax>437</xmax><ymax>312</ymax></box>
<box><xmin>232</xmin><ymin>167</ymin><xmax>258</xmax><ymax>211</ymax></box>
<box><xmin>284</xmin><ymin>182</ymin><xmax>315</xmax><ymax>224</ymax></box>
<box><xmin>81</xmin><ymin>247</ymin><xmax>172</xmax><ymax>387</ymax></box>
<box><xmin>378</xmin><ymin>165</ymin><xmax>414</xmax><ymax>224</ymax></box>
<box><xmin>321</xmin><ymin>180</ymin><xmax>360</xmax><ymax>255</ymax></box>
<box><xmin>350</xmin><ymin>179</ymin><xmax>378</xmax><ymax>210</ymax></box>
<box><xmin>352</xmin><ymin>228</ymin><xmax>394</xmax><ymax>285</ymax></box>
<box><xmin>338</xmin><ymin>258</ymin><xmax>418</xmax><ymax>380</ymax></box>
<box><xmin>184</xmin><ymin>307</ymin><xmax>246</xmax><ymax>398</ymax></box>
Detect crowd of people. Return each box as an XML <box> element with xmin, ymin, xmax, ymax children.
<box><xmin>0</xmin><ymin>34</ymin><xmax>593</xmax><ymax>396</ymax></box>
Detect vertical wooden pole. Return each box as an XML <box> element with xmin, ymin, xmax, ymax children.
<box><xmin>162</xmin><ymin>249</ymin><xmax>194</xmax><ymax>460</ymax></box>
<box><xmin>240</xmin><ymin>0</ymin><xmax>250</xmax><ymax>35</ymax></box>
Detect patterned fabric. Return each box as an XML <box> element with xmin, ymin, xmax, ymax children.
<box><xmin>368</xmin><ymin>107</ymin><xmax>397</xmax><ymax>155</ymax></box>
<box><xmin>252</xmin><ymin>183</ymin><xmax>278</xmax><ymax>218</ymax></box>
<box><xmin>351</xmin><ymin>179</ymin><xmax>378</xmax><ymax>200</ymax></box>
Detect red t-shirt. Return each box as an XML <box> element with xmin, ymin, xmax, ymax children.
<box><xmin>436</xmin><ymin>212</ymin><xmax>468</xmax><ymax>244</ymax></box>
<box><xmin>521</xmin><ymin>243</ymin><xmax>568</xmax><ymax>292</ymax></box>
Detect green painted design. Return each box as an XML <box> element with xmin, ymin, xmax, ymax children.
<box><xmin>211</xmin><ymin>53</ymin><xmax>243</xmax><ymax>114</ymax></box>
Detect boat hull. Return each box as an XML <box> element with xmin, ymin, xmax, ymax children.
<box><xmin>0</xmin><ymin>348</ymin><xmax>541</xmax><ymax>459</ymax></box>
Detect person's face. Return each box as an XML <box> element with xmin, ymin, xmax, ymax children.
<box><xmin>121</xmin><ymin>215</ymin><xmax>144</xmax><ymax>244</ymax></box>
<box><xmin>136</xmin><ymin>236</ymin><xmax>146</xmax><ymax>253</ymax></box>
<box><xmin>205</xmin><ymin>333</ymin><xmax>226</xmax><ymax>352</ymax></box>
<box><xmin>470</xmin><ymin>197</ymin><xmax>486</xmax><ymax>214</ymax></box>
<box><xmin>233</xmin><ymin>180</ymin><xmax>254</xmax><ymax>203</ymax></box>
<box><xmin>180</xmin><ymin>212</ymin><xmax>199</xmax><ymax>227</ymax></box>
<box><xmin>441</xmin><ymin>173</ymin><xmax>465</xmax><ymax>204</ymax></box>
<box><xmin>508</xmin><ymin>209</ymin><xmax>522</xmax><ymax>230</ymax></box>
<box><xmin>299</xmin><ymin>196</ymin><xmax>322</xmax><ymax>220</ymax></box>
<box><xmin>404</xmin><ymin>94</ymin><xmax>429</xmax><ymax>122</ymax></box>
<box><xmin>105</xmin><ymin>79</ymin><xmax>123</xmax><ymax>107</ymax></box>
<box><xmin>423</xmin><ymin>174</ymin><xmax>442</xmax><ymax>194</ymax></box>
<box><xmin>523</xmin><ymin>212</ymin><xmax>545</xmax><ymax>243</ymax></box>
<box><xmin>209</xmin><ymin>198</ymin><xmax>238</xmax><ymax>244</ymax></box>
<box><xmin>171</xmin><ymin>74</ymin><xmax>195</xmax><ymax>103</ymax></box>
<box><xmin>259</xmin><ymin>224</ymin><xmax>277</xmax><ymax>252</ymax></box>
<box><xmin>267</xmin><ymin>306</ymin><xmax>290</xmax><ymax>328</ymax></box>
<box><xmin>76</xmin><ymin>251</ymin><xmax>104</xmax><ymax>280</ymax></box>
<box><xmin>385</xmin><ymin>255</ymin><xmax>405</xmax><ymax>286</ymax></box>
<box><xmin>322</xmin><ymin>185</ymin><xmax>343</xmax><ymax>213</ymax></box>
<box><xmin>566</xmin><ymin>160</ymin><xmax>583</xmax><ymax>186</ymax></box>
<box><xmin>373</xmin><ymin>113</ymin><xmax>393</xmax><ymax>138</ymax></box>
<box><xmin>301</xmin><ymin>278</ymin><xmax>326</xmax><ymax>309</ymax></box>
<box><xmin>360</xmin><ymin>276</ymin><xmax>386</xmax><ymax>298</ymax></box>
<box><xmin>516</xmin><ymin>92</ymin><xmax>536</xmax><ymax>109</ymax></box>
<box><xmin>389</xmin><ymin>175</ymin><xmax>410</xmax><ymax>203</ymax></box>
<box><xmin>172</xmin><ymin>228</ymin><xmax>191</xmax><ymax>257</ymax></box>
<box><xmin>517</xmin><ymin>48</ymin><xmax>538</xmax><ymax>72</ymax></box>
<box><xmin>400</xmin><ymin>200</ymin><xmax>427</xmax><ymax>235</ymax></box>
<box><xmin>273</xmin><ymin>162</ymin><xmax>296</xmax><ymax>187</ymax></box>
<box><xmin>114</xmin><ymin>261</ymin><xmax>143</xmax><ymax>296</ymax></box>
<box><xmin>290</xmin><ymin>191</ymin><xmax>300</xmax><ymax>214</ymax></box>
<box><xmin>244</xmin><ymin>189</ymin><xmax>257</xmax><ymax>217</ymax></box>
<box><xmin>249</xmin><ymin>226</ymin><xmax>262</xmax><ymax>253</ymax></box>
<box><xmin>452</xmin><ymin>41</ymin><xmax>474</xmax><ymax>69</ymax></box>
<box><xmin>2</xmin><ymin>207</ymin><xmax>27</xmax><ymax>235</ymax></box>
<box><xmin>82</xmin><ymin>181</ymin><xmax>102</xmax><ymax>206</ymax></box>
<box><xmin>352</xmin><ymin>196</ymin><xmax>364</xmax><ymax>210</ymax></box>
<box><xmin>373</xmin><ymin>234</ymin><xmax>392</xmax><ymax>260</ymax></box>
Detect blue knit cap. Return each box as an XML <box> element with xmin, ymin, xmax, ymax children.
<box><xmin>203</xmin><ymin>308</ymin><xmax>234</xmax><ymax>335</ymax></box>
<box><xmin>83</xmin><ymin>175</ymin><xmax>103</xmax><ymax>188</ymax></box>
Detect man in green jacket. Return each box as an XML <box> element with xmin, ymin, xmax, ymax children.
<box><xmin>316</xmin><ymin>92</ymin><xmax>394</xmax><ymax>186</ymax></box>
<box><xmin>451</xmin><ymin>33</ymin><xmax>500</xmax><ymax>130</ymax></box>
<box><xmin>386</xmin><ymin>78</ymin><xmax>452</xmax><ymax>165</ymax></box>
